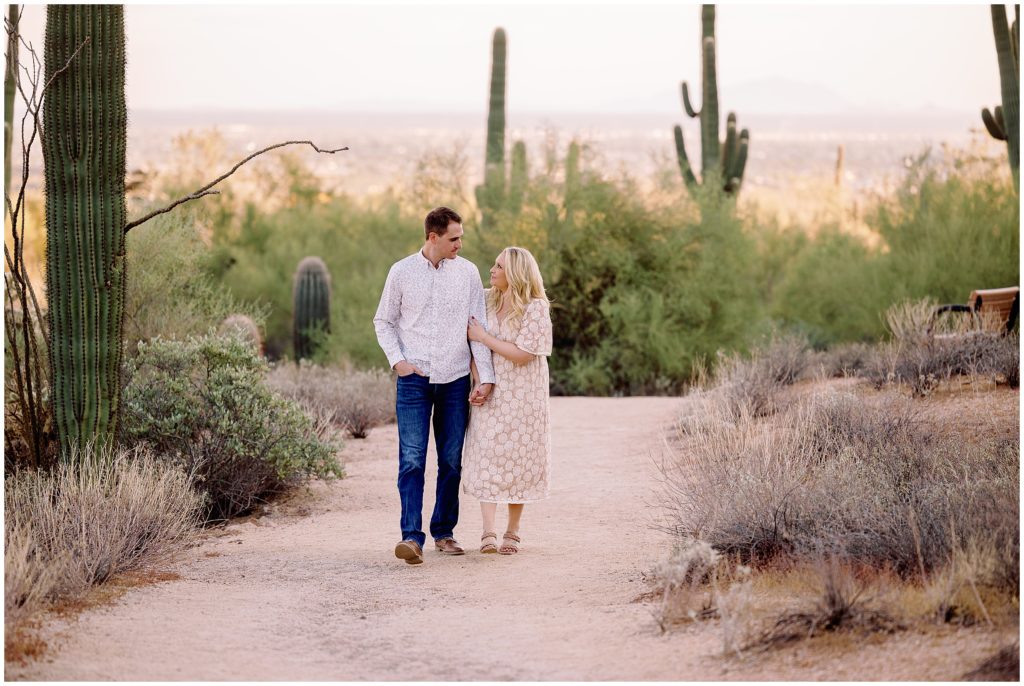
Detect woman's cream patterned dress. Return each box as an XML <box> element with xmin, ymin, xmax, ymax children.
<box><xmin>462</xmin><ymin>296</ymin><xmax>553</xmax><ymax>503</ymax></box>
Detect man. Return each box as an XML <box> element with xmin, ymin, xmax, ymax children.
<box><xmin>373</xmin><ymin>206</ymin><xmax>496</xmax><ymax>565</ymax></box>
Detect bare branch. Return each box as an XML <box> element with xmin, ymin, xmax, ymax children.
<box><xmin>39</xmin><ymin>36</ymin><xmax>88</xmax><ymax>98</ymax></box>
<box><xmin>123</xmin><ymin>140</ymin><xmax>349</xmax><ymax>233</ymax></box>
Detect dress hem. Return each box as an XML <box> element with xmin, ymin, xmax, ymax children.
<box><xmin>467</xmin><ymin>494</ymin><xmax>550</xmax><ymax>504</ymax></box>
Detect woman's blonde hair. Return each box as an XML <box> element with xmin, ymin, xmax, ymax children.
<box><xmin>487</xmin><ymin>246</ymin><xmax>548</xmax><ymax>326</ymax></box>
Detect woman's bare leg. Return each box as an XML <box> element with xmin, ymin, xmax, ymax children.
<box><xmin>506</xmin><ymin>503</ymin><xmax>524</xmax><ymax>534</ymax></box>
<box><xmin>499</xmin><ymin>504</ymin><xmax>524</xmax><ymax>554</ymax></box>
<box><xmin>480</xmin><ymin>502</ymin><xmax>498</xmax><ymax>534</ymax></box>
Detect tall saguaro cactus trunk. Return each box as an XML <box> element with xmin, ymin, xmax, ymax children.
<box><xmin>5</xmin><ymin>4</ymin><xmax>18</xmax><ymax>199</ymax></box>
<box><xmin>673</xmin><ymin>4</ymin><xmax>749</xmax><ymax>199</ymax></box>
<box><xmin>982</xmin><ymin>3</ymin><xmax>1020</xmax><ymax>191</ymax></box>
<box><xmin>43</xmin><ymin>5</ymin><xmax>128</xmax><ymax>457</ymax></box>
<box><xmin>475</xmin><ymin>28</ymin><xmax>507</xmax><ymax>230</ymax></box>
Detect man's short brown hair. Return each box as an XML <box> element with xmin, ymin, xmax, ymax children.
<box><xmin>424</xmin><ymin>206</ymin><xmax>462</xmax><ymax>240</ymax></box>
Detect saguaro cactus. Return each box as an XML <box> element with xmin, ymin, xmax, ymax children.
<box><xmin>982</xmin><ymin>3</ymin><xmax>1019</xmax><ymax>190</ymax></box>
<box><xmin>43</xmin><ymin>5</ymin><xmax>127</xmax><ymax>456</ymax></box>
<box><xmin>673</xmin><ymin>5</ymin><xmax>749</xmax><ymax>197</ymax></box>
<box><xmin>479</xmin><ymin>28</ymin><xmax>506</xmax><ymax>210</ymax></box>
<box><xmin>293</xmin><ymin>256</ymin><xmax>331</xmax><ymax>360</ymax></box>
<box><xmin>5</xmin><ymin>4</ymin><xmax>18</xmax><ymax>200</ymax></box>
<box><xmin>475</xmin><ymin>28</ymin><xmax>528</xmax><ymax>228</ymax></box>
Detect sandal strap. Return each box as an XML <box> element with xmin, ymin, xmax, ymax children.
<box><xmin>502</xmin><ymin>532</ymin><xmax>521</xmax><ymax>542</ymax></box>
<box><xmin>481</xmin><ymin>531</ymin><xmax>498</xmax><ymax>540</ymax></box>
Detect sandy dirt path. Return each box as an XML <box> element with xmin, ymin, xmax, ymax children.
<box><xmin>7</xmin><ymin>397</ymin><xmax>1011</xmax><ymax>681</ymax></box>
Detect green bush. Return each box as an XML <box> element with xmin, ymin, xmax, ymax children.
<box><xmin>764</xmin><ymin>151</ymin><xmax>1019</xmax><ymax>346</ymax></box>
<box><xmin>121</xmin><ymin>334</ymin><xmax>343</xmax><ymax>522</ymax></box>
<box><xmin>124</xmin><ymin>208</ymin><xmax>266</xmax><ymax>351</ymax></box>
<box><xmin>207</xmin><ymin>196</ymin><xmax>420</xmax><ymax>364</ymax></box>
<box><xmin>462</xmin><ymin>146</ymin><xmax>761</xmax><ymax>395</ymax></box>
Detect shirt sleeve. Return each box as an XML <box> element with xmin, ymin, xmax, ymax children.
<box><xmin>469</xmin><ymin>270</ymin><xmax>496</xmax><ymax>384</ymax></box>
<box><xmin>514</xmin><ymin>299</ymin><xmax>553</xmax><ymax>356</ymax></box>
<box><xmin>373</xmin><ymin>264</ymin><xmax>405</xmax><ymax>369</ymax></box>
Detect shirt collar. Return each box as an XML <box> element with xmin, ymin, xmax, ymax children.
<box><xmin>418</xmin><ymin>250</ymin><xmax>449</xmax><ymax>270</ymax></box>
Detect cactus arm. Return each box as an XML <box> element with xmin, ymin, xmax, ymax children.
<box><xmin>673</xmin><ymin>125</ymin><xmax>699</xmax><ymax>192</ymax></box>
<box><xmin>731</xmin><ymin>129</ymin><xmax>749</xmax><ymax>192</ymax></box>
<box><xmin>507</xmin><ymin>139</ymin><xmax>527</xmax><ymax>212</ymax></box>
<box><xmin>983</xmin><ymin>106</ymin><xmax>1007</xmax><ymax>140</ymax></box>
<box><xmin>681</xmin><ymin>81</ymin><xmax>700</xmax><ymax>118</ymax></box>
<box><xmin>722</xmin><ymin>112</ymin><xmax>738</xmax><ymax>176</ymax></box>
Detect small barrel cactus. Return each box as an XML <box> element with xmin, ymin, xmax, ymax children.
<box><xmin>219</xmin><ymin>314</ymin><xmax>263</xmax><ymax>356</ymax></box>
<box><xmin>293</xmin><ymin>256</ymin><xmax>331</xmax><ymax>360</ymax></box>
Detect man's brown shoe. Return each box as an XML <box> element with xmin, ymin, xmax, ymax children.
<box><xmin>395</xmin><ymin>539</ymin><xmax>423</xmax><ymax>565</ymax></box>
<box><xmin>434</xmin><ymin>537</ymin><xmax>465</xmax><ymax>555</ymax></box>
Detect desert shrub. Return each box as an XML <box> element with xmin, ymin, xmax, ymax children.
<box><xmin>765</xmin><ymin>152</ymin><xmax>1018</xmax><ymax>345</ymax></box>
<box><xmin>124</xmin><ymin>209</ymin><xmax>266</xmax><ymax>352</ymax></box>
<box><xmin>768</xmin><ymin>224</ymin><xmax>887</xmax><ymax>346</ymax></box>
<box><xmin>265</xmin><ymin>362</ymin><xmax>395</xmax><ymax>438</ymax></box>
<box><xmin>4</xmin><ymin>444</ymin><xmax>203</xmax><ymax>620</ymax></box>
<box><xmin>871</xmin><ymin>150</ymin><xmax>1019</xmax><ymax>309</ymax></box>
<box><xmin>121</xmin><ymin>335</ymin><xmax>343</xmax><ymax>522</ymax></box>
<box><xmin>647</xmin><ymin>539</ymin><xmax>722</xmax><ymax>631</ymax></box>
<box><xmin>749</xmin><ymin>559</ymin><xmax>903</xmax><ymax>651</ymax></box>
<box><xmin>809</xmin><ymin>341</ymin><xmax>875</xmax><ymax>378</ymax></box>
<box><xmin>862</xmin><ymin>298</ymin><xmax>1020</xmax><ymax>395</ymax></box>
<box><xmin>666</xmin><ymin>389</ymin><xmax>1019</xmax><ymax>589</ymax></box>
<box><xmin>4</xmin><ymin>521</ymin><xmax>62</xmax><ymax>631</ymax></box>
<box><xmin>865</xmin><ymin>332</ymin><xmax>1020</xmax><ymax>396</ymax></box>
<box><xmin>713</xmin><ymin>333</ymin><xmax>812</xmax><ymax>418</ymax></box>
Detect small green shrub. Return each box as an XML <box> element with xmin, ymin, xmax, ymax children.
<box><xmin>124</xmin><ymin>210</ymin><xmax>266</xmax><ymax>352</ymax></box>
<box><xmin>121</xmin><ymin>334</ymin><xmax>343</xmax><ymax>522</ymax></box>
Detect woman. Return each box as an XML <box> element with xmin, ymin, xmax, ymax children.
<box><xmin>463</xmin><ymin>246</ymin><xmax>553</xmax><ymax>555</ymax></box>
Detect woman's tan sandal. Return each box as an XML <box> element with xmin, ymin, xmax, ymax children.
<box><xmin>498</xmin><ymin>532</ymin><xmax>521</xmax><ymax>555</ymax></box>
<box><xmin>480</xmin><ymin>531</ymin><xmax>498</xmax><ymax>554</ymax></box>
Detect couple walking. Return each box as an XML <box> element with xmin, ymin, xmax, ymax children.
<box><xmin>373</xmin><ymin>206</ymin><xmax>553</xmax><ymax>565</ymax></box>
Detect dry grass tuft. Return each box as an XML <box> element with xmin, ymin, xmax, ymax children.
<box><xmin>266</xmin><ymin>362</ymin><xmax>395</xmax><ymax>438</ymax></box>
<box><xmin>746</xmin><ymin>560</ymin><xmax>904</xmax><ymax>651</ymax></box>
<box><xmin>963</xmin><ymin>642</ymin><xmax>1020</xmax><ymax>681</ymax></box>
<box><xmin>646</xmin><ymin>540</ymin><xmax>722</xmax><ymax>631</ymax></box>
<box><xmin>863</xmin><ymin>299</ymin><xmax>1019</xmax><ymax>396</ymax></box>
<box><xmin>714</xmin><ymin>333</ymin><xmax>812</xmax><ymax>418</ymax></box>
<box><xmin>4</xmin><ymin>445</ymin><xmax>203</xmax><ymax>640</ymax></box>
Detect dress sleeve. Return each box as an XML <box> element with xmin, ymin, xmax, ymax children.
<box><xmin>514</xmin><ymin>299</ymin><xmax>553</xmax><ymax>356</ymax></box>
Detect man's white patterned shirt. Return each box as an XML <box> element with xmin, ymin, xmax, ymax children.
<box><xmin>373</xmin><ymin>252</ymin><xmax>496</xmax><ymax>385</ymax></box>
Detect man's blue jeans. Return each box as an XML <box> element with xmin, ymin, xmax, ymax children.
<box><xmin>395</xmin><ymin>373</ymin><xmax>471</xmax><ymax>548</ymax></box>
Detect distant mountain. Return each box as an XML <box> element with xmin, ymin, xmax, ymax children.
<box><xmin>725</xmin><ymin>77</ymin><xmax>855</xmax><ymax>115</ymax></box>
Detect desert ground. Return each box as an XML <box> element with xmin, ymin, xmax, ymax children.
<box><xmin>6</xmin><ymin>393</ymin><xmax>1015</xmax><ymax>681</ymax></box>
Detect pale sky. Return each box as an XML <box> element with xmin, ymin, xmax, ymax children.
<box><xmin>12</xmin><ymin>2</ymin><xmax>1009</xmax><ymax>115</ymax></box>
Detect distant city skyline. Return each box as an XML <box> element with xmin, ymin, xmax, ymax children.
<box><xmin>12</xmin><ymin>3</ymin><xmax>1008</xmax><ymax>117</ymax></box>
